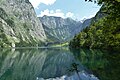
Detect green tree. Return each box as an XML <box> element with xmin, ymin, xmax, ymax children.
<box><xmin>69</xmin><ymin>0</ymin><xmax>120</xmax><ymax>52</ymax></box>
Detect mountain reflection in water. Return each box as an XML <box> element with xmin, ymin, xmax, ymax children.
<box><xmin>0</xmin><ymin>47</ymin><xmax>119</xmax><ymax>80</ymax></box>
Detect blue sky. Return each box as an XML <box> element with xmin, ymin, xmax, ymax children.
<box><xmin>29</xmin><ymin>0</ymin><xmax>101</xmax><ymax>20</ymax></box>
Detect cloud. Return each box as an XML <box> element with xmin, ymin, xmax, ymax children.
<box><xmin>38</xmin><ymin>9</ymin><xmax>75</xmax><ymax>19</ymax></box>
<box><xmin>29</xmin><ymin>0</ymin><xmax>56</xmax><ymax>8</ymax></box>
<box><xmin>66</xmin><ymin>12</ymin><xmax>74</xmax><ymax>18</ymax></box>
<box><xmin>38</xmin><ymin>9</ymin><xmax>65</xmax><ymax>18</ymax></box>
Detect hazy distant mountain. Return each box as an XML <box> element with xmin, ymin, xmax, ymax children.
<box><xmin>39</xmin><ymin>15</ymin><xmax>92</xmax><ymax>43</ymax></box>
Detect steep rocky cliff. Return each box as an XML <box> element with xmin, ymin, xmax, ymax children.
<box><xmin>39</xmin><ymin>16</ymin><xmax>83</xmax><ymax>43</ymax></box>
<box><xmin>0</xmin><ymin>0</ymin><xmax>46</xmax><ymax>47</ymax></box>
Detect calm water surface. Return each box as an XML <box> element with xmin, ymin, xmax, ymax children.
<box><xmin>0</xmin><ymin>47</ymin><xmax>120</xmax><ymax>80</ymax></box>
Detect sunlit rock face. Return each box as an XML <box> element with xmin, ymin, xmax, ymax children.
<box><xmin>0</xmin><ymin>0</ymin><xmax>46</xmax><ymax>47</ymax></box>
<box><xmin>39</xmin><ymin>16</ymin><xmax>82</xmax><ymax>42</ymax></box>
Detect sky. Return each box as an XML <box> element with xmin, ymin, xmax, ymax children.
<box><xmin>29</xmin><ymin>0</ymin><xmax>101</xmax><ymax>21</ymax></box>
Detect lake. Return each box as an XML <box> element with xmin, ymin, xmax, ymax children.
<box><xmin>0</xmin><ymin>47</ymin><xmax>120</xmax><ymax>80</ymax></box>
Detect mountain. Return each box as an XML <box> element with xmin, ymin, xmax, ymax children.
<box><xmin>81</xmin><ymin>18</ymin><xmax>92</xmax><ymax>30</ymax></box>
<box><xmin>39</xmin><ymin>15</ymin><xmax>92</xmax><ymax>43</ymax></box>
<box><xmin>0</xmin><ymin>0</ymin><xmax>92</xmax><ymax>47</ymax></box>
<box><xmin>69</xmin><ymin>2</ymin><xmax>120</xmax><ymax>52</ymax></box>
<box><xmin>0</xmin><ymin>0</ymin><xmax>46</xmax><ymax>47</ymax></box>
<box><xmin>69</xmin><ymin>5</ymin><xmax>108</xmax><ymax>49</ymax></box>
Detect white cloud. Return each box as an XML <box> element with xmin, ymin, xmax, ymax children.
<box><xmin>29</xmin><ymin>0</ymin><xmax>56</xmax><ymax>8</ymax></box>
<box><xmin>66</xmin><ymin>12</ymin><xmax>74</xmax><ymax>18</ymax></box>
<box><xmin>38</xmin><ymin>9</ymin><xmax>75</xmax><ymax>19</ymax></box>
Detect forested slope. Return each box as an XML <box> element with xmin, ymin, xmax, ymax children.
<box><xmin>69</xmin><ymin>0</ymin><xmax>120</xmax><ymax>52</ymax></box>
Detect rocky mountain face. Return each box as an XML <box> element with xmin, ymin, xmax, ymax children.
<box><xmin>81</xmin><ymin>18</ymin><xmax>92</xmax><ymax>30</ymax></box>
<box><xmin>39</xmin><ymin>16</ymin><xmax>91</xmax><ymax>43</ymax></box>
<box><xmin>0</xmin><ymin>0</ymin><xmax>46</xmax><ymax>47</ymax></box>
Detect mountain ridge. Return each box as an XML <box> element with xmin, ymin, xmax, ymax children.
<box><xmin>39</xmin><ymin>15</ymin><xmax>92</xmax><ymax>43</ymax></box>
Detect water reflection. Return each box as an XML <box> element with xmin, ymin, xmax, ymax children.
<box><xmin>0</xmin><ymin>48</ymin><xmax>119</xmax><ymax>80</ymax></box>
<box><xmin>0</xmin><ymin>48</ymin><xmax>79</xmax><ymax>80</ymax></box>
<box><xmin>70</xmin><ymin>48</ymin><xmax>120</xmax><ymax>80</ymax></box>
